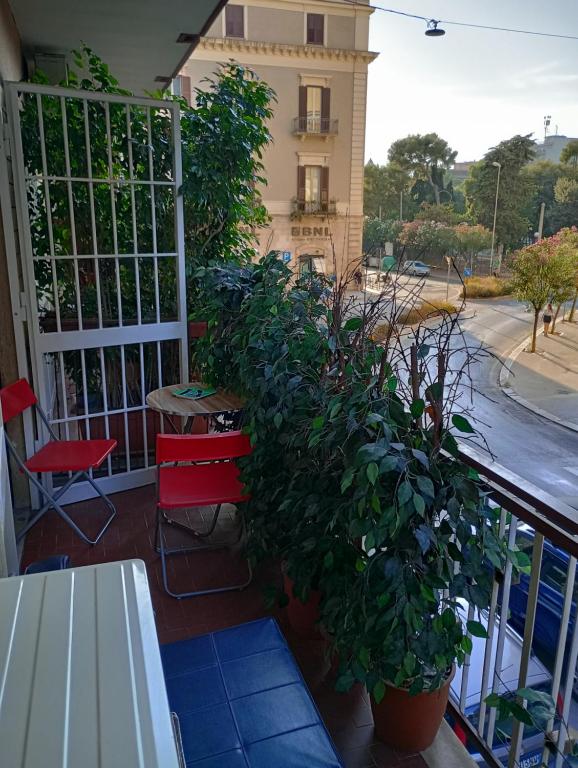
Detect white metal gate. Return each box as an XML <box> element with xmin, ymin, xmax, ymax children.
<box><xmin>6</xmin><ymin>82</ymin><xmax>188</xmax><ymax>501</ymax></box>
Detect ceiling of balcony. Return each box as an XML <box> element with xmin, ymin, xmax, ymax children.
<box><xmin>9</xmin><ymin>0</ymin><xmax>226</xmax><ymax>94</ymax></box>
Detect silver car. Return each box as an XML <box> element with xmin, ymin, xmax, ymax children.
<box><xmin>403</xmin><ymin>260</ymin><xmax>431</xmax><ymax>276</ymax></box>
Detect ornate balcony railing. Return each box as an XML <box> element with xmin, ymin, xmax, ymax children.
<box><xmin>291</xmin><ymin>199</ymin><xmax>337</xmax><ymax>217</ymax></box>
<box><xmin>448</xmin><ymin>443</ymin><xmax>578</xmax><ymax>768</ymax></box>
<box><xmin>292</xmin><ymin>117</ymin><xmax>339</xmax><ymax>136</ymax></box>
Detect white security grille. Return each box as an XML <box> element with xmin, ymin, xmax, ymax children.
<box><xmin>6</xmin><ymin>83</ymin><xmax>188</xmax><ymax>500</ymax></box>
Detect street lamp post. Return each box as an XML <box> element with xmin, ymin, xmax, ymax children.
<box><xmin>490</xmin><ymin>161</ymin><xmax>502</xmax><ymax>273</ymax></box>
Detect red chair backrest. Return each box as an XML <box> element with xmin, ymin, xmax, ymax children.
<box><xmin>156</xmin><ymin>431</ymin><xmax>252</xmax><ymax>464</ymax></box>
<box><xmin>0</xmin><ymin>379</ymin><xmax>37</xmax><ymax>423</ymax></box>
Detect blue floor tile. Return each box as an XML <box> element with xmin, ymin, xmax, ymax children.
<box><xmin>177</xmin><ymin>703</ymin><xmax>240</xmax><ymax>763</ymax></box>
<box><xmin>166</xmin><ymin>665</ymin><xmax>227</xmax><ymax>715</ymax></box>
<box><xmin>232</xmin><ymin>683</ymin><xmax>319</xmax><ymax>745</ymax></box>
<box><xmin>221</xmin><ymin>648</ymin><xmax>301</xmax><ymax>700</ymax></box>
<box><xmin>213</xmin><ymin>618</ymin><xmax>285</xmax><ymax>661</ymax></box>
<box><xmin>187</xmin><ymin>748</ymin><xmax>247</xmax><ymax>768</ymax></box>
<box><xmin>161</xmin><ymin>634</ymin><xmax>216</xmax><ymax>679</ymax></box>
<box><xmin>246</xmin><ymin>725</ymin><xmax>343</xmax><ymax>768</ymax></box>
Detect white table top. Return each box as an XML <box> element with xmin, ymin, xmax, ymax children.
<box><xmin>0</xmin><ymin>559</ymin><xmax>180</xmax><ymax>768</ymax></box>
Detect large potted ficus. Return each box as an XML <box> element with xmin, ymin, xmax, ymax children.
<box><xmin>321</xmin><ymin>368</ymin><xmax>521</xmax><ymax>752</ymax></box>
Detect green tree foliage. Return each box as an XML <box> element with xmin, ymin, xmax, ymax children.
<box><xmin>465</xmin><ymin>135</ymin><xmax>536</xmax><ymax>251</ymax></box>
<box><xmin>193</xmin><ymin>252</ymin><xmax>516</xmax><ymax>695</ymax></box>
<box><xmin>414</xmin><ymin>203</ymin><xmax>467</xmax><ymax>225</ymax></box>
<box><xmin>522</xmin><ymin>161</ymin><xmax>578</xmax><ymax>236</ymax></box>
<box><xmin>560</xmin><ymin>140</ymin><xmax>578</xmax><ymax>169</ymax></box>
<box><xmin>510</xmin><ymin>233</ymin><xmax>576</xmax><ymax>351</ymax></box>
<box><xmin>388</xmin><ymin>133</ymin><xmax>457</xmax><ymax>206</ymax></box>
<box><xmin>364</xmin><ymin>160</ymin><xmax>412</xmax><ymax>219</ymax></box>
<box><xmin>181</xmin><ymin>63</ymin><xmax>275</xmax><ymax>276</ymax></box>
<box><xmin>363</xmin><ymin>218</ymin><xmax>402</xmax><ymax>254</ymax></box>
<box><xmin>453</xmin><ymin>223</ymin><xmax>492</xmax><ymax>259</ymax></box>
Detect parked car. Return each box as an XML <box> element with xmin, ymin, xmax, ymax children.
<box><xmin>509</xmin><ymin>524</ymin><xmax>578</xmax><ymax>695</ymax></box>
<box><xmin>449</xmin><ymin>600</ymin><xmax>556</xmax><ymax>767</ymax></box>
<box><xmin>403</xmin><ymin>260</ymin><xmax>431</xmax><ymax>276</ymax></box>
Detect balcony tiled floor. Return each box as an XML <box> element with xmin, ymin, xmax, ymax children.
<box><xmin>21</xmin><ymin>486</ymin><xmax>427</xmax><ymax>768</ymax></box>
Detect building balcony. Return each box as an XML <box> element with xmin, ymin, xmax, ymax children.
<box><xmin>291</xmin><ymin>198</ymin><xmax>338</xmax><ymax>218</ymax></box>
<box><xmin>292</xmin><ymin>116</ymin><xmax>339</xmax><ymax>137</ymax></box>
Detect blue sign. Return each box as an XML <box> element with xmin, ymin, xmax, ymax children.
<box><xmin>282</xmin><ymin>251</ymin><xmax>291</xmax><ymax>263</ymax></box>
<box><xmin>464</xmin><ymin>267</ymin><xmax>472</xmax><ymax>277</ymax></box>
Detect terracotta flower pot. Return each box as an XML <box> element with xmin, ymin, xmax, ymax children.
<box><xmin>370</xmin><ymin>667</ymin><xmax>455</xmax><ymax>753</ymax></box>
<box><xmin>283</xmin><ymin>573</ymin><xmax>322</xmax><ymax>637</ymax></box>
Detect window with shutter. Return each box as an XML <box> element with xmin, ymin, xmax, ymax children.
<box><xmin>320</xmin><ymin>88</ymin><xmax>330</xmax><ymax>133</ymax></box>
<box><xmin>306</xmin><ymin>87</ymin><xmax>322</xmax><ymax>133</ymax></box>
<box><xmin>225</xmin><ymin>5</ymin><xmax>244</xmax><ymax>38</ymax></box>
<box><xmin>321</xmin><ymin>167</ymin><xmax>329</xmax><ymax>208</ymax></box>
<box><xmin>306</xmin><ymin>13</ymin><xmax>324</xmax><ymax>45</ymax></box>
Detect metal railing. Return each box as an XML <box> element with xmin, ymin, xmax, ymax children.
<box><xmin>449</xmin><ymin>443</ymin><xmax>578</xmax><ymax>768</ymax></box>
<box><xmin>291</xmin><ymin>199</ymin><xmax>337</xmax><ymax>216</ymax></box>
<box><xmin>292</xmin><ymin>117</ymin><xmax>339</xmax><ymax>135</ymax></box>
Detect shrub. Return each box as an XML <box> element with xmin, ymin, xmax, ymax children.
<box><xmin>398</xmin><ymin>299</ymin><xmax>458</xmax><ymax>326</ymax></box>
<box><xmin>461</xmin><ymin>276</ymin><xmax>513</xmax><ymax>298</ymax></box>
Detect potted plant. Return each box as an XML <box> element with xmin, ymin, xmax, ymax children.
<box><xmin>322</xmin><ymin>402</ymin><xmax>521</xmax><ymax>752</ymax></box>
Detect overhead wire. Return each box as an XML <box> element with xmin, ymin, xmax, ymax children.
<box><xmin>328</xmin><ymin>0</ymin><xmax>578</xmax><ymax>41</ymax></box>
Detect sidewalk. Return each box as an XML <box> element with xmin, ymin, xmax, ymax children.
<box><xmin>500</xmin><ymin>318</ymin><xmax>578</xmax><ymax>432</ymax></box>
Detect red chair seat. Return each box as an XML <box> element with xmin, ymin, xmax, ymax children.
<box><xmin>25</xmin><ymin>439</ymin><xmax>117</xmax><ymax>473</ymax></box>
<box><xmin>159</xmin><ymin>462</ymin><xmax>250</xmax><ymax>509</ymax></box>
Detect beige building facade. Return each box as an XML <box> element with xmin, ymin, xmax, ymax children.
<box><xmin>181</xmin><ymin>0</ymin><xmax>377</xmax><ymax>279</ymax></box>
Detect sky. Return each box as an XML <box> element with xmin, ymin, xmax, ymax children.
<box><xmin>365</xmin><ymin>0</ymin><xmax>578</xmax><ymax>164</ymax></box>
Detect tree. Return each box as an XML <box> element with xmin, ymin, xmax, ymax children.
<box><xmin>465</xmin><ymin>135</ymin><xmax>536</xmax><ymax>251</ymax></box>
<box><xmin>453</xmin><ymin>223</ymin><xmax>492</xmax><ymax>270</ymax></box>
<box><xmin>510</xmin><ymin>235</ymin><xmax>576</xmax><ymax>352</ymax></box>
<box><xmin>557</xmin><ymin>227</ymin><xmax>578</xmax><ymax>322</ymax></box>
<box><xmin>181</xmin><ymin>63</ymin><xmax>276</xmax><ymax>278</ymax></box>
<box><xmin>388</xmin><ymin>133</ymin><xmax>457</xmax><ymax>205</ymax></box>
<box><xmin>398</xmin><ymin>220</ymin><xmax>457</xmax><ymax>257</ymax></box>
<box><xmin>560</xmin><ymin>140</ymin><xmax>578</xmax><ymax>169</ymax></box>
<box><xmin>364</xmin><ymin>160</ymin><xmax>413</xmax><ymax>219</ymax></box>
<box><xmin>522</xmin><ymin>161</ymin><xmax>578</xmax><ymax>237</ymax></box>
<box><xmin>363</xmin><ymin>218</ymin><xmax>402</xmax><ymax>254</ymax></box>
<box><xmin>414</xmin><ymin>202</ymin><xmax>467</xmax><ymax>225</ymax></box>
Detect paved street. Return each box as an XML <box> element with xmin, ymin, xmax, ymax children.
<box><xmin>456</xmin><ymin>298</ymin><xmax>578</xmax><ymax>509</ymax></box>
<box><xmin>357</xmin><ymin>273</ymin><xmax>578</xmax><ymax>509</ymax></box>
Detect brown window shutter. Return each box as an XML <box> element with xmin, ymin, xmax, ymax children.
<box><xmin>321</xmin><ymin>166</ymin><xmax>329</xmax><ymax>205</ymax></box>
<box><xmin>226</xmin><ymin>6</ymin><xmax>244</xmax><ymax>37</ymax></box>
<box><xmin>321</xmin><ymin>88</ymin><xmax>330</xmax><ymax>132</ymax></box>
<box><xmin>298</xmin><ymin>86</ymin><xmax>307</xmax><ymax>131</ymax></box>
<box><xmin>297</xmin><ymin>166</ymin><xmax>306</xmax><ymax>202</ymax></box>
<box><xmin>307</xmin><ymin>13</ymin><xmax>324</xmax><ymax>45</ymax></box>
<box><xmin>180</xmin><ymin>75</ymin><xmax>192</xmax><ymax>107</ymax></box>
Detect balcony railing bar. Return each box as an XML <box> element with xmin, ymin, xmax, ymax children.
<box><xmin>459</xmin><ymin>601</ymin><xmax>475</xmax><ymax>711</ymax></box>
<box><xmin>555</xmin><ymin>613</ymin><xmax>578</xmax><ymax>768</ymax></box>
<box><xmin>477</xmin><ymin>508</ymin><xmax>508</xmax><ymax>740</ymax></box>
<box><xmin>458</xmin><ymin>445</ymin><xmax>578</xmax><ymax>536</ymax></box>
<box><xmin>507</xmin><ymin>531</ymin><xmax>544</xmax><ymax>768</ymax></box>
<box><xmin>292</xmin><ymin>116</ymin><xmax>339</xmax><ymax>135</ymax></box>
<box><xmin>486</xmin><ymin>515</ymin><xmax>518</xmax><ymax>750</ymax></box>
<box><xmin>447</xmin><ymin>699</ymin><xmax>502</xmax><ymax>768</ymax></box>
<box><xmin>544</xmin><ymin>552</ymin><xmax>576</xmax><ymax>766</ymax></box>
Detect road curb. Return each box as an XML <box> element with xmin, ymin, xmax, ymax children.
<box><xmin>499</xmin><ymin>336</ymin><xmax>578</xmax><ymax>434</ymax></box>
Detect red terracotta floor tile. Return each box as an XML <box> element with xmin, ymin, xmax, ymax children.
<box><xmin>21</xmin><ymin>485</ymin><xmax>427</xmax><ymax>768</ymax></box>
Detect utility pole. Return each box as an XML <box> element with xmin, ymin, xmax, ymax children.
<box><xmin>399</xmin><ymin>191</ymin><xmax>403</xmax><ymax>221</ymax></box>
<box><xmin>537</xmin><ymin>202</ymin><xmax>545</xmax><ymax>240</ymax></box>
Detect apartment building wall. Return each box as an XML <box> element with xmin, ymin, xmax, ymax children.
<box><xmin>182</xmin><ymin>0</ymin><xmax>376</xmax><ymax>280</ymax></box>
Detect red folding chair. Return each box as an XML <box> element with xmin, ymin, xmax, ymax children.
<box><xmin>155</xmin><ymin>431</ymin><xmax>253</xmax><ymax>598</ymax></box>
<box><xmin>0</xmin><ymin>378</ymin><xmax>117</xmax><ymax>545</ymax></box>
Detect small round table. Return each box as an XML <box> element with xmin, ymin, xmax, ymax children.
<box><xmin>146</xmin><ymin>382</ymin><xmax>245</xmax><ymax>433</ymax></box>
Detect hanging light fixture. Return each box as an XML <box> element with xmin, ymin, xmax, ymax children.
<box><xmin>425</xmin><ymin>19</ymin><xmax>446</xmax><ymax>37</ymax></box>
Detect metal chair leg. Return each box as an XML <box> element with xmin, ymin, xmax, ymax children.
<box><xmin>157</xmin><ymin>506</ymin><xmax>253</xmax><ymax>599</ymax></box>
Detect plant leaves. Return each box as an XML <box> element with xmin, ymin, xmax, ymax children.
<box><xmin>373</xmin><ymin>680</ymin><xmax>386</xmax><ymax>704</ymax></box>
<box><xmin>452</xmin><ymin>414</ymin><xmax>475</xmax><ymax>433</ymax></box>
<box><xmin>367</xmin><ymin>462</ymin><xmax>379</xmax><ymax>485</ymax></box>
<box><xmin>467</xmin><ymin>620</ymin><xmax>488</xmax><ymax>638</ymax></box>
